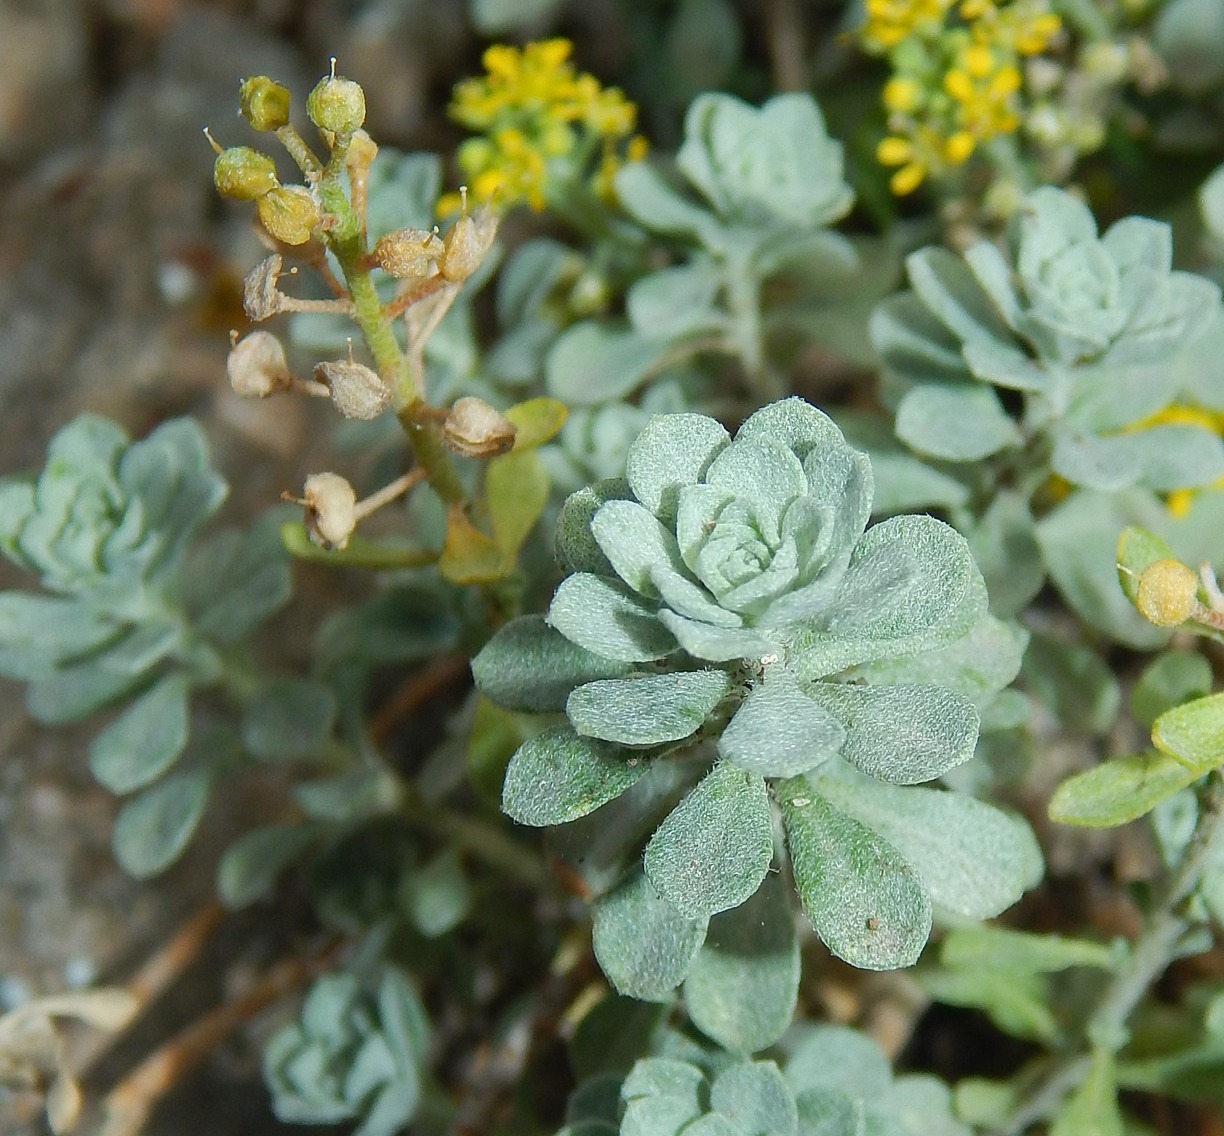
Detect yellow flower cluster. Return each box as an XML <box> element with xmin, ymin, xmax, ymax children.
<box><xmin>441</xmin><ymin>39</ymin><xmax>646</xmax><ymax>215</ymax></box>
<box><xmin>861</xmin><ymin>0</ymin><xmax>1061</xmax><ymax>195</ymax></box>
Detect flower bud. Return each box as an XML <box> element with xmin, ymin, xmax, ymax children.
<box><xmin>243</xmin><ymin>254</ymin><xmax>284</xmax><ymax>321</ymax></box>
<box><xmin>239</xmin><ymin>76</ymin><xmax>291</xmax><ymax>131</ymax></box>
<box><xmin>443</xmin><ymin>397</ymin><xmax>516</xmax><ymax>457</ymax></box>
<box><xmin>306</xmin><ymin>71</ymin><xmax>366</xmax><ymax>134</ymax></box>
<box><xmin>227</xmin><ymin>331</ymin><xmax>293</xmax><ymax>397</ymax></box>
<box><xmin>214</xmin><ymin>147</ymin><xmax>278</xmax><ymax>200</ymax></box>
<box><xmin>1136</xmin><ymin>558</ymin><xmax>1200</xmax><ymax>627</ymax></box>
<box><xmin>302</xmin><ymin>473</ymin><xmax>357</xmax><ymax>549</ymax></box>
<box><xmin>257</xmin><ymin>185</ymin><xmax>320</xmax><ymax>245</ymax></box>
<box><xmin>315</xmin><ymin>359</ymin><xmax>391</xmax><ymax>420</ymax></box>
<box><xmin>439</xmin><ymin>206</ymin><xmax>498</xmax><ymax>282</ymax></box>
<box><xmin>373</xmin><ymin>228</ymin><xmax>444</xmax><ymax>278</ymax></box>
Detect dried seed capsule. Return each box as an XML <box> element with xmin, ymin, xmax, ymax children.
<box><xmin>257</xmin><ymin>185</ymin><xmax>320</xmax><ymax>245</ymax></box>
<box><xmin>239</xmin><ymin>76</ymin><xmax>291</xmax><ymax>131</ymax></box>
<box><xmin>1136</xmin><ymin>558</ymin><xmax>1200</xmax><ymax>627</ymax></box>
<box><xmin>213</xmin><ymin>147</ymin><xmax>278</xmax><ymax>200</ymax></box>
<box><xmin>302</xmin><ymin>472</ymin><xmax>357</xmax><ymax>549</ymax></box>
<box><xmin>243</xmin><ymin>254</ymin><xmax>284</xmax><ymax>321</ymax></box>
<box><xmin>315</xmin><ymin>359</ymin><xmax>391</xmax><ymax>420</ymax></box>
<box><xmin>227</xmin><ymin>331</ymin><xmax>293</xmax><ymax>397</ymax></box>
<box><xmin>373</xmin><ymin>228</ymin><xmax>444</xmax><ymax>278</ymax></box>
<box><xmin>443</xmin><ymin>397</ymin><xmax>516</xmax><ymax>457</ymax></box>
<box><xmin>439</xmin><ymin>206</ymin><xmax>498</xmax><ymax>282</ymax></box>
<box><xmin>346</xmin><ymin>128</ymin><xmax>379</xmax><ymax>170</ymax></box>
<box><xmin>306</xmin><ymin>70</ymin><xmax>366</xmax><ymax>134</ymax></box>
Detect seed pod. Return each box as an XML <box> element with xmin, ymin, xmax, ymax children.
<box><xmin>306</xmin><ymin>72</ymin><xmax>366</xmax><ymax>134</ymax></box>
<box><xmin>439</xmin><ymin>207</ymin><xmax>499</xmax><ymax>282</ymax></box>
<box><xmin>257</xmin><ymin>186</ymin><xmax>320</xmax><ymax>245</ymax></box>
<box><xmin>1136</xmin><ymin>558</ymin><xmax>1200</xmax><ymax>627</ymax></box>
<box><xmin>239</xmin><ymin>76</ymin><xmax>291</xmax><ymax>131</ymax></box>
<box><xmin>443</xmin><ymin>397</ymin><xmax>516</xmax><ymax>457</ymax></box>
<box><xmin>373</xmin><ymin>228</ymin><xmax>444</xmax><ymax>278</ymax></box>
<box><xmin>315</xmin><ymin>359</ymin><xmax>391</xmax><ymax>420</ymax></box>
<box><xmin>346</xmin><ymin>128</ymin><xmax>379</xmax><ymax>170</ymax></box>
<box><xmin>243</xmin><ymin>255</ymin><xmax>285</xmax><ymax>321</ymax></box>
<box><xmin>302</xmin><ymin>473</ymin><xmax>357</xmax><ymax>549</ymax></box>
<box><xmin>213</xmin><ymin>147</ymin><xmax>278</xmax><ymax>200</ymax></box>
<box><xmin>227</xmin><ymin>331</ymin><xmax>293</xmax><ymax>397</ymax></box>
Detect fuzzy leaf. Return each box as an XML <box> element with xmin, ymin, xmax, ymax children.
<box><xmin>683</xmin><ymin>871</ymin><xmax>800</xmax><ymax>1053</ymax></box>
<box><xmin>1049</xmin><ymin>1050</ymin><xmax>1123</xmax><ymax>1136</ymax></box>
<box><xmin>548</xmin><ymin>573</ymin><xmax>675</xmax><ymax>662</ymax></box>
<box><xmin>112</xmin><ymin>767</ymin><xmax>211</xmax><ymax>879</ymax></box>
<box><xmin>242</xmin><ymin>677</ymin><xmax>336</xmax><ymax>762</ymax></box>
<box><xmin>784</xmin><ymin>1024</ymin><xmax>892</xmax><ymax>1098</ymax></box>
<box><xmin>615</xmin><ymin>160</ymin><xmax>716</xmax><ymax>235</ymax></box>
<box><xmin>89</xmin><ymin>672</ymin><xmax>191</xmax><ymax>793</ymax></box>
<box><xmin>1052</xmin><ymin>426</ymin><xmax>1224</xmax><ymax>492</ymax></box>
<box><xmin>966</xmin><ymin>492</ymin><xmax>1045</xmax><ymax>618</ymax></box>
<box><xmin>1151</xmin><ymin>692</ymin><xmax>1224</xmax><ymax>771</ymax></box>
<box><xmin>709</xmin><ymin>1062</ymin><xmax>798</xmax><ymax>1136</ymax></box>
<box><xmin>555</xmin><ymin>478</ymin><xmax>633</xmax><ymax>576</ymax></box>
<box><xmin>718</xmin><ymin>670</ymin><xmax>846</xmax><ymax>777</ymax></box>
<box><xmin>567</xmin><ymin>669</ymin><xmax>730</xmax><ymax>745</ymax></box>
<box><xmin>846</xmin><ymin>614</ymin><xmax>1027</xmax><ymax>706</ymax></box>
<box><xmin>1131</xmin><ymin>650</ymin><xmax>1214</xmax><ymax>729</ymax></box>
<box><xmin>895</xmin><ymin>384</ymin><xmax>1021</xmax><ymax>462</ymax></box>
<box><xmin>780</xmin><ymin>786</ymin><xmax>932</xmax><ymax>970</ymax></box>
<box><xmin>644</xmin><ymin>762</ymin><xmax>773</xmax><ymax>919</ymax></box>
<box><xmin>0</xmin><ymin>593</ymin><xmax>118</xmax><ymax>680</ymax></box>
<box><xmin>487</xmin><ymin>448</ymin><xmax>550</xmax><ymax>565</ymax></box>
<box><xmin>797</xmin><ymin>515</ymin><xmax>985</xmax><ymax>677</ymax></box>
<box><xmin>593</xmin><ymin>873</ymin><xmax>708</xmax><ymax>1001</ymax></box>
<box><xmin>814</xmin><ymin>770</ymin><xmax>1043</xmax><ymax>920</ymax></box>
<box><xmin>547</xmin><ymin>322</ymin><xmax>671</xmax><ymax>405</ymax></box>
<box><xmin>625</xmin><ymin>413</ymin><xmax>730</xmax><ymax>523</ymax></box>
<box><xmin>1049</xmin><ymin>751</ymin><xmax>1201</xmax><ymax>827</ymax></box>
<box><xmin>502</xmin><ymin>727</ymin><xmax>647</xmax><ymax>826</ymax></box>
<box><xmin>940</xmin><ymin>925</ymin><xmax>1115</xmax><ymax>975</ymax></box>
<box><xmin>627</xmin><ymin>261</ymin><xmax>725</xmax><ymax>340</ymax></box>
<box><xmin>472</xmin><ymin>615</ymin><xmax>631</xmax><ymax>712</ymax></box>
<box><xmin>905</xmin><ymin>247</ymin><xmax>1015</xmax><ymax>349</ymax></box>
<box><xmin>505</xmin><ymin>397</ymin><xmax>567</xmax><ymax>450</ymax></box>
<box><xmin>803</xmin><ymin>683</ymin><xmax>979</xmax><ymax>785</ymax></box>
<box><xmin>217</xmin><ymin>822</ymin><xmax>317</xmax><ymax>908</ymax></box>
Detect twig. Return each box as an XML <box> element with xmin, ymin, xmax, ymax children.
<box><xmin>764</xmin><ymin>0</ymin><xmax>807</xmax><ymax>92</ymax></box>
<box><xmin>98</xmin><ymin>946</ymin><xmax>333</xmax><ymax>1136</ymax></box>
<box><xmin>998</xmin><ymin>772</ymin><xmax>1224</xmax><ymax>1134</ymax></box>
<box><xmin>368</xmin><ymin>652</ymin><xmax>470</xmax><ymax>745</ymax></box>
<box><xmin>69</xmin><ymin>902</ymin><xmax>226</xmax><ymax>1078</ymax></box>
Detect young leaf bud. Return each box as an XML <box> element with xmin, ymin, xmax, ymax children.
<box><xmin>443</xmin><ymin>397</ymin><xmax>517</xmax><ymax>457</ymax></box>
<box><xmin>373</xmin><ymin>228</ymin><xmax>444</xmax><ymax>278</ymax></box>
<box><xmin>1136</xmin><ymin>558</ymin><xmax>1200</xmax><ymax>627</ymax></box>
<box><xmin>213</xmin><ymin>147</ymin><xmax>278</xmax><ymax>200</ymax></box>
<box><xmin>306</xmin><ymin>68</ymin><xmax>366</xmax><ymax>134</ymax></box>
<box><xmin>302</xmin><ymin>473</ymin><xmax>357</xmax><ymax>549</ymax></box>
<box><xmin>243</xmin><ymin>254</ymin><xmax>285</xmax><ymax>321</ymax></box>
<box><xmin>227</xmin><ymin>330</ymin><xmax>293</xmax><ymax>397</ymax></box>
<box><xmin>315</xmin><ymin>359</ymin><xmax>391</xmax><ymax>420</ymax></box>
<box><xmin>439</xmin><ymin>205</ymin><xmax>499</xmax><ymax>282</ymax></box>
<box><xmin>257</xmin><ymin>186</ymin><xmax>320</xmax><ymax>245</ymax></box>
<box><xmin>239</xmin><ymin>76</ymin><xmax>291</xmax><ymax>131</ymax></box>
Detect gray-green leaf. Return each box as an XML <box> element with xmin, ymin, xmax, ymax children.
<box><xmin>568</xmin><ymin>669</ymin><xmax>730</xmax><ymax>745</ymax></box>
<box><xmin>89</xmin><ymin>672</ymin><xmax>191</xmax><ymax>793</ymax></box>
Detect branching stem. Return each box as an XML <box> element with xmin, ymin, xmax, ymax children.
<box><xmin>998</xmin><ymin>772</ymin><xmax>1224</xmax><ymax>1134</ymax></box>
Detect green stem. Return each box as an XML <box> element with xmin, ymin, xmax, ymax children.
<box><xmin>998</xmin><ymin>773</ymin><xmax>1224</xmax><ymax>1135</ymax></box>
<box><xmin>726</xmin><ymin>252</ymin><xmax>783</xmax><ymax>399</ymax></box>
<box><xmin>317</xmin><ymin>162</ymin><xmax>467</xmax><ymax>506</ymax></box>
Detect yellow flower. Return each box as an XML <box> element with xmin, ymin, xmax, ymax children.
<box><xmin>883</xmin><ymin>76</ymin><xmax>924</xmax><ymax>112</ymax></box>
<box><xmin>1126</xmin><ymin>405</ymin><xmax>1224</xmax><ymax>516</ymax></box>
<box><xmin>445</xmin><ymin>38</ymin><xmax>644</xmax><ymax>215</ymax></box>
<box><xmin>877</xmin><ymin>136</ymin><xmax>915</xmax><ymax>165</ymax></box>
<box><xmin>945</xmin><ymin>131</ymin><xmax>977</xmax><ymax>162</ymax></box>
<box><xmin>891</xmin><ymin>162</ymin><xmax>928</xmax><ymax>194</ymax></box>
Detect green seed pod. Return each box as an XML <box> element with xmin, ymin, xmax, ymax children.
<box><xmin>306</xmin><ymin>70</ymin><xmax>366</xmax><ymax>134</ymax></box>
<box><xmin>213</xmin><ymin>147</ymin><xmax>278</xmax><ymax>200</ymax></box>
<box><xmin>257</xmin><ymin>185</ymin><xmax>320</xmax><ymax>245</ymax></box>
<box><xmin>239</xmin><ymin>76</ymin><xmax>291</xmax><ymax>131</ymax></box>
<box><xmin>1136</xmin><ymin>559</ymin><xmax>1201</xmax><ymax>628</ymax></box>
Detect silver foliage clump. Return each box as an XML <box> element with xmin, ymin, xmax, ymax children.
<box><xmin>475</xmin><ymin>398</ymin><xmax>1041</xmax><ymax>1026</ymax></box>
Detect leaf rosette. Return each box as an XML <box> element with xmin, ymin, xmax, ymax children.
<box><xmin>871</xmin><ymin>187</ymin><xmax>1224</xmax><ymax>494</ymax></box>
<box><xmin>475</xmin><ymin>399</ymin><xmax>1041</xmax><ymax>1008</ymax></box>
